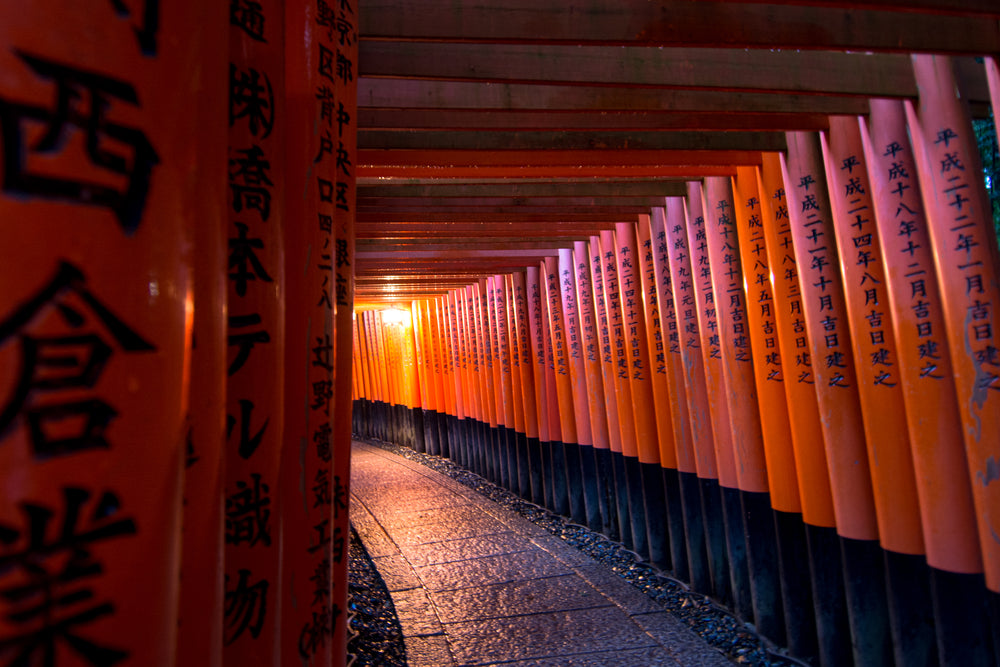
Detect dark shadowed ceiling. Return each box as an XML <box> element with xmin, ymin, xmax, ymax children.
<box><xmin>354</xmin><ymin>0</ymin><xmax>1000</xmax><ymax>307</ymax></box>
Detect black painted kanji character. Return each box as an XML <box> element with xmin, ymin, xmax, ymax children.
<box><xmin>307</xmin><ymin>520</ymin><xmax>329</xmax><ymax>554</ymax></box>
<box><xmin>336</xmin><ymin>52</ymin><xmax>353</xmax><ymax>84</ymax></box>
<box><xmin>226</xmin><ymin>399</ymin><xmax>269</xmax><ymax>460</ymax></box>
<box><xmin>311</xmin><ymin>335</ymin><xmax>333</xmax><ymax>371</ymax></box>
<box><xmin>0</xmin><ymin>262</ymin><xmax>155</xmax><ymax>458</ymax></box>
<box><xmin>308</xmin><ymin>557</ymin><xmax>330</xmax><ymax>606</ymax></box>
<box><xmin>316</xmin><ymin>0</ymin><xmax>337</xmax><ymax>41</ymax></box>
<box><xmin>313</xmin><ymin>423</ymin><xmax>331</xmax><ymax>462</ymax></box>
<box><xmin>0</xmin><ymin>52</ymin><xmax>160</xmax><ymax>234</ymax></box>
<box><xmin>185</xmin><ymin>423</ymin><xmax>199</xmax><ymax>469</ymax></box>
<box><xmin>228</xmin><ymin>222</ymin><xmax>274</xmax><ymax>297</ymax></box>
<box><xmin>313</xmin><ymin>468</ymin><xmax>331</xmax><ymax>509</ymax></box>
<box><xmin>229</xmin><ymin>145</ymin><xmax>273</xmax><ymax>221</ymax></box>
<box><xmin>298</xmin><ymin>608</ymin><xmax>332</xmax><ymax>659</ymax></box>
<box><xmin>225</xmin><ymin>473</ymin><xmax>271</xmax><ymax>547</ymax></box>
<box><xmin>0</xmin><ymin>486</ymin><xmax>136</xmax><ymax>666</ymax></box>
<box><xmin>229</xmin><ymin>64</ymin><xmax>274</xmax><ymax>138</ymax></box>
<box><xmin>311</xmin><ymin>381</ymin><xmax>332</xmax><ymax>415</ymax></box>
<box><xmin>228</xmin><ymin>313</ymin><xmax>270</xmax><ymax>376</ymax></box>
<box><xmin>224</xmin><ymin>569</ymin><xmax>268</xmax><ymax>645</ymax></box>
<box><xmin>331</xmin><ymin>476</ymin><xmax>347</xmax><ymax>519</ymax></box>
<box><xmin>231</xmin><ymin>0</ymin><xmax>267</xmax><ymax>42</ymax></box>
<box><xmin>108</xmin><ymin>0</ymin><xmax>159</xmax><ymax>55</ymax></box>
<box><xmin>318</xmin><ymin>44</ymin><xmax>335</xmax><ymax>83</ymax></box>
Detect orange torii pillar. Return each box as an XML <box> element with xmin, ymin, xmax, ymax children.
<box><xmin>783</xmin><ymin>131</ymin><xmax>892</xmax><ymax>667</ymax></box>
<box><xmin>447</xmin><ymin>293</ymin><xmax>467</xmax><ymax>463</ymax></box>
<box><xmin>476</xmin><ymin>280</ymin><xmax>502</xmax><ymax>485</ymax></box>
<box><xmin>464</xmin><ymin>284</ymin><xmax>488</xmax><ymax>478</ymax></box>
<box><xmin>543</xmin><ymin>257</ymin><xmax>579</xmax><ymax>519</ymax></box>
<box><xmin>705</xmin><ymin>175</ymin><xmax>786</xmax><ymax>642</ymax></box>
<box><xmin>574</xmin><ymin>242</ymin><xmax>617</xmax><ymax>537</ymax></box>
<box><xmin>225</xmin><ymin>0</ymin><xmax>287</xmax><ymax>661</ymax></box>
<box><xmin>863</xmin><ymin>98</ymin><xmax>992</xmax><ymax>665</ymax></box>
<box><xmin>505</xmin><ymin>274</ymin><xmax>532</xmax><ymax>499</ymax></box>
<box><xmin>637</xmin><ymin>216</ymin><xmax>684</xmax><ymax>572</ymax></box>
<box><xmin>738</xmin><ymin>161</ymin><xmax>825</xmax><ymax>662</ymax></box>
<box><xmin>601</xmin><ymin>230</ymin><xmax>650</xmax><ymax>559</ymax></box>
<box><xmin>489</xmin><ymin>275</ymin><xmax>515</xmax><ymax>490</ymax></box>
<box><xmin>0</xmin><ymin>3</ymin><xmax>223</xmax><ymax>664</ymax></box>
<box><xmin>822</xmin><ymin>115</ymin><xmax>935</xmax><ymax>666</ymax></box>
<box><xmin>618</xmin><ymin>221</ymin><xmax>675</xmax><ymax>571</ymax></box>
<box><xmin>589</xmin><ymin>235</ymin><xmax>629</xmax><ymax>545</ymax></box>
<box><xmin>281</xmin><ymin>0</ymin><xmax>352</xmax><ymax>658</ymax></box>
<box><xmin>457</xmin><ymin>288</ymin><xmax>479</xmax><ymax>472</ymax></box>
<box><xmin>514</xmin><ymin>271</ymin><xmax>546</xmax><ymax>506</ymax></box>
<box><xmin>528</xmin><ymin>265</ymin><xmax>557</xmax><ymax>512</ymax></box>
<box><xmin>757</xmin><ymin>153</ymin><xmax>846</xmax><ymax>666</ymax></box>
<box><xmin>907</xmin><ymin>54</ymin><xmax>1000</xmax><ymax>662</ymax></box>
<box><xmin>661</xmin><ymin>199</ymin><xmax>717</xmax><ymax>594</ymax></box>
<box><xmin>648</xmin><ymin>208</ymin><xmax>697</xmax><ymax>582</ymax></box>
<box><xmin>495</xmin><ymin>275</ymin><xmax>521</xmax><ymax>493</ymax></box>
<box><xmin>437</xmin><ymin>296</ymin><xmax>457</xmax><ymax>459</ymax></box>
<box><xmin>411</xmin><ymin>300</ymin><xmax>431</xmax><ymax>453</ymax></box>
<box><xmin>684</xmin><ymin>184</ymin><xmax>736</xmax><ymax>605</ymax></box>
<box><xmin>550</xmin><ymin>252</ymin><xmax>589</xmax><ymax>525</ymax></box>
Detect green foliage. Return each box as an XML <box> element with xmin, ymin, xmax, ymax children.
<box><xmin>972</xmin><ymin>113</ymin><xmax>1000</xmax><ymax>241</ymax></box>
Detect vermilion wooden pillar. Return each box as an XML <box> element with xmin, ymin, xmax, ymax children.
<box><xmin>648</xmin><ymin>208</ymin><xmax>697</xmax><ymax>581</ymax></box>
<box><xmin>757</xmin><ymin>153</ymin><xmax>843</xmax><ymax>664</ymax></box>
<box><xmin>574</xmin><ymin>241</ymin><xmax>616</xmax><ymax>537</ymax></box>
<box><xmin>782</xmin><ymin>131</ymin><xmax>890</xmax><ymax>667</ymax></box>
<box><xmin>0</xmin><ymin>3</ymin><xmax>224</xmax><ymax>664</ymax></box>
<box><xmin>705</xmin><ymin>175</ymin><xmax>784</xmax><ymax>640</ymax></box>
<box><xmin>504</xmin><ymin>274</ymin><xmax>531</xmax><ymax>498</ymax></box>
<box><xmin>661</xmin><ymin>197</ymin><xmax>717</xmax><ymax>595</ymax></box>
<box><xmin>589</xmin><ymin>235</ymin><xmax>629</xmax><ymax>545</ymax></box>
<box><xmin>862</xmin><ymin>99</ymin><xmax>991</xmax><ymax>665</ymax></box>
<box><xmin>527</xmin><ymin>266</ymin><xmax>555</xmax><ymax>511</ymax></box>
<box><xmin>617</xmin><ymin>221</ymin><xmax>672</xmax><ymax>571</ymax></box>
<box><xmin>684</xmin><ymin>184</ymin><xmax>735</xmax><ymax>606</ymax></box>
<box><xmin>734</xmin><ymin>163</ymin><xmax>820</xmax><ymax>662</ymax></box>
<box><xmin>600</xmin><ymin>230</ymin><xmax>648</xmax><ymax>558</ymax></box>
<box><xmin>541</xmin><ymin>259</ymin><xmax>572</xmax><ymax>517</ymax></box>
<box><xmin>512</xmin><ymin>272</ymin><xmax>543</xmax><ymax>504</ymax></box>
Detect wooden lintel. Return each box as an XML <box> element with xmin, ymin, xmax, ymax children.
<box><xmin>359</xmin><ymin>149</ymin><xmax>761</xmax><ymax>167</ymax></box>
<box><xmin>359</xmin><ymin>109</ymin><xmax>832</xmax><ymax>132</ymax></box>
<box><xmin>360</xmin><ymin>0</ymin><xmax>1000</xmax><ymax>51</ymax></box>
<box><xmin>358</xmin><ymin>165</ymin><xmax>740</xmax><ymax>178</ymax></box>
<box><xmin>357</xmin><ymin>180</ymin><xmax>689</xmax><ymax>198</ymax></box>
<box><xmin>360</xmin><ymin>43</ymin><xmax>919</xmax><ymax>97</ymax></box>
<box><xmin>358</xmin><ymin>130</ymin><xmax>787</xmax><ymax>152</ymax></box>
<box><xmin>358</xmin><ymin>212</ymin><xmax>639</xmax><ymax>223</ymax></box>
<box><xmin>357</xmin><ymin>240</ymin><xmax>578</xmax><ymax>251</ymax></box>
<box><xmin>358</xmin><ymin>205</ymin><xmax>651</xmax><ymax>217</ymax></box>
<box><xmin>358</xmin><ymin>196</ymin><xmax>667</xmax><ymax>207</ymax></box>
<box><xmin>358</xmin><ymin>79</ymin><xmax>872</xmax><ymax>114</ymax></box>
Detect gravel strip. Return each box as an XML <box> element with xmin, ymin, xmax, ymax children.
<box><xmin>354</xmin><ymin>437</ymin><xmax>810</xmax><ymax>667</ymax></box>
<box><xmin>347</xmin><ymin>527</ymin><xmax>408</xmax><ymax>666</ymax></box>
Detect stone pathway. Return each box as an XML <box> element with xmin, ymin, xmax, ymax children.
<box><xmin>350</xmin><ymin>440</ymin><xmax>735</xmax><ymax>666</ymax></box>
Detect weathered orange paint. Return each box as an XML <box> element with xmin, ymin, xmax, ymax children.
<box><xmin>543</xmin><ymin>257</ymin><xmax>573</xmax><ymax>444</ymax></box>
<box><xmin>685</xmin><ymin>183</ymin><xmax>737</xmax><ymax>488</ymax></box>
<box><xmin>662</xmin><ymin>198</ymin><xmax>719</xmax><ymax>480</ymax></box>
<box><xmin>574</xmin><ymin>241</ymin><xmax>612</xmax><ymax>452</ymax></box>
<box><xmin>590</xmin><ymin>236</ymin><xmax>625</xmax><ymax>458</ymax></box>
<box><xmin>782</xmin><ymin>132</ymin><xmax>878</xmax><ymax>542</ymax></box>
<box><xmin>526</xmin><ymin>266</ymin><xmax>551</xmax><ymax>445</ymax></box>
<box><xmin>495</xmin><ymin>276</ymin><xmax>518</xmax><ymax>434</ymax></box>
<box><xmin>730</xmin><ymin>167</ymin><xmax>801</xmax><ymax>512</ymax></box>
<box><xmin>649</xmin><ymin>208</ymin><xmax>699</xmax><ymax>476</ymax></box>
<box><xmin>757</xmin><ymin>153</ymin><xmax>837</xmax><ymax>528</ymax></box>
<box><xmin>504</xmin><ymin>275</ymin><xmax>527</xmax><ymax>437</ymax></box>
<box><xmin>598</xmin><ymin>231</ymin><xmax>639</xmax><ymax>460</ymax></box>
<box><xmin>615</xmin><ymin>221</ymin><xmax>662</xmax><ymax>466</ymax></box>
<box><xmin>907</xmin><ymin>54</ymin><xmax>1000</xmax><ymax>590</ymax></box>
<box><xmin>557</xmin><ymin>250</ymin><xmax>592</xmax><ymax>446</ymax></box>
<box><xmin>861</xmin><ymin>99</ymin><xmax>982</xmax><ymax>573</ymax></box>
<box><xmin>821</xmin><ymin>115</ymin><xmax>924</xmax><ymax>555</ymax></box>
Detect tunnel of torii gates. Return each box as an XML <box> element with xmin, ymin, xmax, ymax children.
<box><xmin>2</xmin><ymin>1</ymin><xmax>1000</xmax><ymax>667</ymax></box>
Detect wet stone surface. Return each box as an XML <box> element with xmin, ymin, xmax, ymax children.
<box><xmin>352</xmin><ymin>437</ymin><xmax>809</xmax><ymax>667</ymax></box>
<box><xmin>346</xmin><ymin>528</ymin><xmax>408</xmax><ymax>666</ymax></box>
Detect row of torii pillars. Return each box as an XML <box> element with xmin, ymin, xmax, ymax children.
<box><xmin>353</xmin><ymin>58</ymin><xmax>1000</xmax><ymax>667</ymax></box>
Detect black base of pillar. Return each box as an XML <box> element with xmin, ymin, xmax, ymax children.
<box><xmin>527</xmin><ymin>436</ymin><xmax>544</xmax><ymax>506</ymax></box>
<box><xmin>804</xmin><ymin>524</ymin><xmax>853</xmax><ymax>667</ymax></box>
<box><xmin>624</xmin><ymin>455</ymin><xmax>649</xmax><ymax>561</ymax></box>
<box><xmin>540</xmin><ymin>439</ymin><xmax>554</xmax><ymax>510</ymax></box>
<box><xmin>774</xmin><ymin>510</ymin><xmax>818</xmax><ymax>662</ymax></box>
<box><xmin>580</xmin><ymin>445</ymin><xmax>604</xmax><ymax>533</ymax></box>
<box><xmin>594</xmin><ymin>447</ymin><xmax>619</xmax><ymax>541</ymax></box>
<box><xmin>662</xmin><ymin>468</ymin><xmax>689</xmax><ymax>582</ymax></box>
<box><xmin>611</xmin><ymin>450</ymin><xmax>633</xmax><ymax>550</ymax></box>
<box><xmin>515</xmin><ymin>431</ymin><xmax>530</xmax><ymax>499</ymax></box>
<box><xmin>840</xmin><ymin>536</ymin><xmax>893</xmax><ymax>667</ymax></box>
<box><xmin>702</xmin><ymin>479</ymin><xmax>731</xmax><ymax>604</ymax></box>
<box><xmin>742</xmin><ymin>491</ymin><xmax>785</xmax><ymax>646</ymax></box>
<box><xmin>563</xmin><ymin>441</ymin><xmax>587</xmax><ymax>526</ymax></box>
<box><xmin>721</xmin><ymin>486</ymin><xmax>751</xmax><ymax>619</ymax></box>
<box><xmin>639</xmin><ymin>461</ymin><xmax>671</xmax><ymax>570</ymax></box>
<box><xmin>506</xmin><ymin>428</ymin><xmax>519</xmax><ymax>494</ymax></box>
<box><xmin>549</xmin><ymin>440</ymin><xmax>570</xmax><ymax>517</ymax></box>
<box><xmin>678</xmin><ymin>471</ymin><xmax>710</xmax><ymax>594</ymax></box>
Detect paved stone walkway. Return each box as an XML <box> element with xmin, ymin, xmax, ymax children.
<box><xmin>349</xmin><ymin>441</ymin><xmax>735</xmax><ymax>666</ymax></box>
